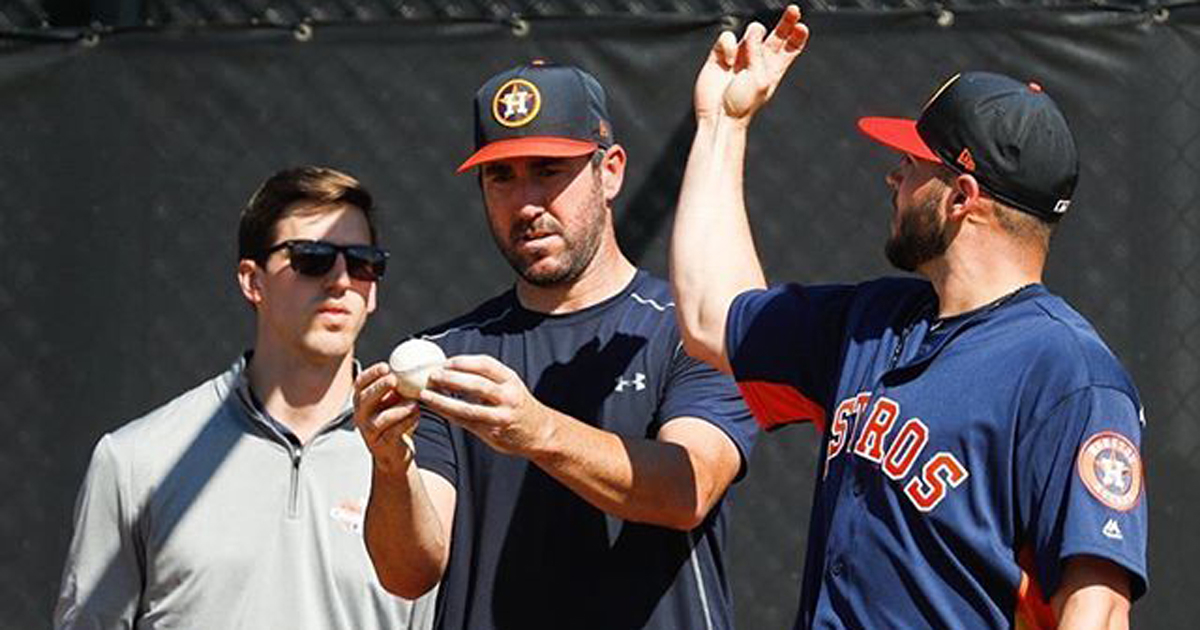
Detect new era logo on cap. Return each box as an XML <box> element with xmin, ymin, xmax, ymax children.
<box><xmin>858</xmin><ymin>71</ymin><xmax>1079</xmax><ymax>221</ymax></box>
<box><xmin>458</xmin><ymin>61</ymin><xmax>615</xmax><ymax>173</ymax></box>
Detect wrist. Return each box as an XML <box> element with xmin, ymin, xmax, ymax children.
<box><xmin>695</xmin><ymin>113</ymin><xmax>752</xmax><ymax>138</ymax></box>
<box><xmin>372</xmin><ymin>447</ymin><xmax>417</xmax><ymax>482</ymax></box>
<box><xmin>523</xmin><ymin>403</ymin><xmax>566</xmax><ymax>464</ymax></box>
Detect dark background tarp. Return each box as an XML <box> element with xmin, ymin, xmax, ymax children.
<box><xmin>2</xmin><ymin>1</ymin><xmax>1198</xmax><ymax>627</ymax></box>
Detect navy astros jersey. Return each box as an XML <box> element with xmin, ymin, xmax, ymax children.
<box><xmin>413</xmin><ymin>271</ymin><xmax>756</xmax><ymax>630</ymax></box>
<box><xmin>726</xmin><ymin>278</ymin><xmax>1147</xmax><ymax>629</ymax></box>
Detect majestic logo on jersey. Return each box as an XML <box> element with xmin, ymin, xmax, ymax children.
<box><xmin>492</xmin><ymin>79</ymin><xmax>541</xmax><ymax>128</ymax></box>
<box><xmin>1077</xmin><ymin>431</ymin><xmax>1142</xmax><ymax>511</ymax></box>
<box><xmin>827</xmin><ymin>392</ymin><xmax>970</xmax><ymax>512</ymax></box>
<box><xmin>615</xmin><ymin>372</ymin><xmax>646</xmax><ymax>392</ymax></box>
<box><xmin>1102</xmin><ymin>518</ymin><xmax>1124</xmax><ymax>541</ymax></box>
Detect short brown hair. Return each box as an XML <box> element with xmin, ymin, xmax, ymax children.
<box><xmin>994</xmin><ymin>200</ymin><xmax>1053</xmax><ymax>251</ymax></box>
<box><xmin>237</xmin><ymin>166</ymin><xmax>377</xmax><ymax>263</ymax></box>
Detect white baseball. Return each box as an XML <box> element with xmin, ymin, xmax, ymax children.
<box><xmin>388</xmin><ymin>338</ymin><xmax>447</xmax><ymax>398</ymax></box>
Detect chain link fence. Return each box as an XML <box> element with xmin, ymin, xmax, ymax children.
<box><xmin>1</xmin><ymin>2</ymin><xmax>1196</xmax><ymax>628</ymax></box>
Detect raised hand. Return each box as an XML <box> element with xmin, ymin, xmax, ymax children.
<box><xmin>694</xmin><ymin>4</ymin><xmax>809</xmax><ymax>124</ymax></box>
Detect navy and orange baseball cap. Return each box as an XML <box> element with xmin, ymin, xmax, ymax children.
<box><xmin>457</xmin><ymin>61</ymin><xmax>615</xmax><ymax>173</ymax></box>
<box><xmin>858</xmin><ymin>71</ymin><xmax>1079</xmax><ymax>221</ymax></box>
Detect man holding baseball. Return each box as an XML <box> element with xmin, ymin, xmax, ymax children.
<box><xmin>670</xmin><ymin>6</ymin><xmax>1147</xmax><ymax>629</ymax></box>
<box><xmin>353</xmin><ymin>62</ymin><xmax>756</xmax><ymax>629</ymax></box>
<box><xmin>54</xmin><ymin>167</ymin><xmax>434</xmax><ymax>629</ymax></box>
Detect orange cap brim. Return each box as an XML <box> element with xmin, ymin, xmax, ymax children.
<box><xmin>456</xmin><ymin>137</ymin><xmax>600</xmax><ymax>173</ymax></box>
<box><xmin>857</xmin><ymin>117</ymin><xmax>941</xmax><ymax>163</ymax></box>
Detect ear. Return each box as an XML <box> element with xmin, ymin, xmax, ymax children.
<box><xmin>947</xmin><ymin>173</ymin><xmax>984</xmax><ymax>222</ymax></box>
<box><xmin>237</xmin><ymin>259</ymin><xmax>265</xmax><ymax>308</ymax></box>
<box><xmin>599</xmin><ymin>144</ymin><xmax>627</xmax><ymax>202</ymax></box>
<box><xmin>366</xmin><ymin>280</ymin><xmax>378</xmax><ymax>315</ymax></box>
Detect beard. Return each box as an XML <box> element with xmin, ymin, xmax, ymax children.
<box><xmin>885</xmin><ymin>195</ymin><xmax>950</xmax><ymax>272</ymax></box>
<box><xmin>494</xmin><ymin>175</ymin><xmax>607</xmax><ymax>287</ymax></box>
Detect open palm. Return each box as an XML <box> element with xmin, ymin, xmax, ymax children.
<box><xmin>694</xmin><ymin>5</ymin><xmax>809</xmax><ymax>123</ymax></box>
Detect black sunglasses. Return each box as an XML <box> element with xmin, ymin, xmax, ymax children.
<box><xmin>264</xmin><ymin>239</ymin><xmax>389</xmax><ymax>282</ymax></box>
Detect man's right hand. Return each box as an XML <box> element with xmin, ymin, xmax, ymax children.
<box><xmin>694</xmin><ymin>4</ymin><xmax>809</xmax><ymax>125</ymax></box>
<box><xmin>353</xmin><ymin>362</ymin><xmax>458</xmax><ymax>599</ymax></box>
<box><xmin>354</xmin><ymin>363</ymin><xmax>420</xmax><ymax>476</ymax></box>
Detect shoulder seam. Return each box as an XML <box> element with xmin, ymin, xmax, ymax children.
<box><xmin>424</xmin><ymin>305</ymin><xmax>516</xmax><ymax>341</ymax></box>
<box><xmin>629</xmin><ymin>292</ymin><xmax>674</xmax><ymax>312</ymax></box>
<box><xmin>1034</xmin><ymin>383</ymin><xmax>1140</xmax><ymax>429</ymax></box>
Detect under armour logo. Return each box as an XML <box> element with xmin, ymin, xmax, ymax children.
<box><xmin>1102</xmin><ymin>518</ymin><xmax>1124</xmax><ymax>541</ymax></box>
<box><xmin>615</xmin><ymin>373</ymin><xmax>646</xmax><ymax>392</ymax></box>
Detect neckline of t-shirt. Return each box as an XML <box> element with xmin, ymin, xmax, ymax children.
<box><xmin>927</xmin><ymin>283</ymin><xmax>1047</xmax><ymax>330</ymax></box>
<box><xmin>898</xmin><ymin>283</ymin><xmax>1049</xmax><ymax>369</ymax></box>
<box><xmin>506</xmin><ymin>270</ymin><xmax>648</xmax><ymax>327</ymax></box>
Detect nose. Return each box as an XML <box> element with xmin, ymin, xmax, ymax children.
<box><xmin>885</xmin><ymin>160</ymin><xmax>903</xmax><ymax>190</ymax></box>
<box><xmin>324</xmin><ymin>251</ymin><xmax>354</xmax><ymax>289</ymax></box>
<box><xmin>514</xmin><ymin>179</ymin><xmax>549</xmax><ymax>216</ymax></box>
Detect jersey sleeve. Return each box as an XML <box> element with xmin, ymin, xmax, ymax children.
<box><xmin>53</xmin><ymin>435</ymin><xmax>143</xmax><ymax>630</ymax></box>
<box><xmin>413</xmin><ymin>409</ymin><xmax>457</xmax><ymax>487</ymax></box>
<box><xmin>725</xmin><ymin>283</ymin><xmax>855</xmax><ymax>432</ymax></box>
<box><xmin>1016</xmin><ymin>385</ymin><xmax>1148</xmax><ymax>601</ymax></box>
<box><xmin>656</xmin><ymin>343</ymin><xmax>758</xmax><ymax>479</ymax></box>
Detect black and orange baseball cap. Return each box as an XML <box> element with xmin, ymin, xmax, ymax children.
<box><xmin>858</xmin><ymin>71</ymin><xmax>1079</xmax><ymax>221</ymax></box>
<box><xmin>457</xmin><ymin>61</ymin><xmax>614</xmax><ymax>173</ymax></box>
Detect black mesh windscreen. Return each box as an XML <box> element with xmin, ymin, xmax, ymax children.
<box><xmin>2</xmin><ymin>5</ymin><xmax>1197</xmax><ymax>628</ymax></box>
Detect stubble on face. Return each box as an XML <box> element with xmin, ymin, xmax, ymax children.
<box><xmin>495</xmin><ymin>164</ymin><xmax>608</xmax><ymax>287</ymax></box>
<box><xmin>885</xmin><ymin>191</ymin><xmax>950</xmax><ymax>272</ymax></box>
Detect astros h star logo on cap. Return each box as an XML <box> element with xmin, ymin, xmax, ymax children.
<box><xmin>492</xmin><ymin>79</ymin><xmax>541</xmax><ymax>128</ymax></box>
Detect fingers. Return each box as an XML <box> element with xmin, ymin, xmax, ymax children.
<box><xmin>714</xmin><ymin>30</ymin><xmax>737</xmax><ymax>68</ymax></box>
<box><xmin>786</xmin><ymin>22</ymin><xmax>810</xmax><ymax>54</ymax></box>
<box><xmin>759</xmin><ymin>5</ymin><xmax>809</xmax><ymax>56</ymax></box>
<box><xmin>746</xmin><ymin>21</ymin><xmax>767</xmax><ymax>74</ymax></box>
<box><xmin>735</xmin><ymin>21</ymin><xmax>765</xmax><ymax>70</ymax></box>
<box><xmin>442</xmin><ymin>354</ymin><xmax>514</xmax><ymax>384</ymax></box>
<box><xmin>741</xmin><ymin>20</ymin><xmax>767</xmax><ymax>44</ymax></box>
<box><xmin>355</xmin><ymin>364</ymin><xmax>404</xmax><ymax>416</ymax></box>
<box><xmin>365</xmin><ymin>402</ymin><xmax>420</xmax><ymax>437</ymax></box>
<box><xmin>376</xmin><ymin>407</ymin><xmax>419</xmax><ymax>441</ymax></box>
<box><xmin>771</xmin><ymin>5</ymin><xmax>803</xmax><ymax>49</ymax></box>
<box><xmin>419</xmin><ymin>386</ymin><xmax>493</xmax><ymax>427</ymax></box>
<box><xmin>427</xmin><ymin>364</ymin><xmax>506</xmax><ymax>406</ymax></box>
<box><xmin>354</xmin><ymin>361</ymin><xmax>420</xmax><ymax>451</ymax></box>
<box><xmin>355</xmin><ymin>362</ymin><xmax>392</xmax><ymax>395</ymax></box>
<box><xmin>362</xmin><ymin>404</ymin><xmax>420</xmax><ymax>474</ymax></box>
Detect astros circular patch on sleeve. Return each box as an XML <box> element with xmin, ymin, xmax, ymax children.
<box><xmin>1077</xmin><ymin>431</ymin><xmax>1142</xmax><ymax>511</ymax></box>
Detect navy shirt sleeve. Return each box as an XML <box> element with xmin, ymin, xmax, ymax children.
<box><xmin>1017</xmin><ymin>384</ymin><xmax>1148</xmax><ymax>601</ymax></box>
<box><xmin>657</xmin><ymin>343</ymin><xmax>758</xmax><ymax>478</ymax></box>
<box><xmin>725</xmin><ymin>283</ymin><xmax>856</xmax><ymax>432</ymax></box>
<box><xmin>414</xmin><ymin>408</ymin><xmax>457</xmax><ymax>486</ymax></box>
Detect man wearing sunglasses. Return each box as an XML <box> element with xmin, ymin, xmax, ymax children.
<box><xmin>352</xmin><ymin>63</ymin><xmax>756</xmax><ymax>629</ymax></box>
<box><xmin>55</xmin><ymin>167</ymin><xmax>435</xmax><ymax>629</ymax></box>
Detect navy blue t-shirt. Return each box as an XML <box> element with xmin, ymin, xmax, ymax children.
<box><xmin>726</xmin><ymin>278</ymin><xmax>1147</xmax><ymax>630</ymax></box>
<box><xmin>413</xmin><ymin>271</ymin><xmax>756</xmax><ymax>630</ymax></box>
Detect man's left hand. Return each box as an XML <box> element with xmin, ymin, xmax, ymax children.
<box><xmin>420</xmin><ymin>354</ymin><xmax>559</xmax><ymax>457</ymax></box>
